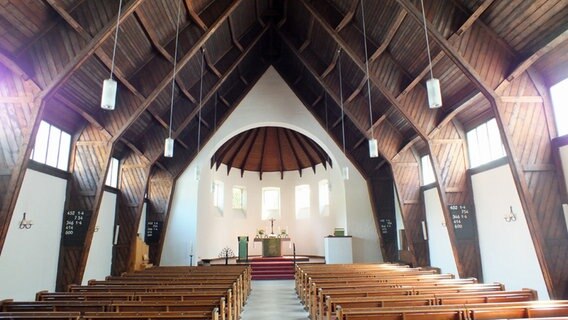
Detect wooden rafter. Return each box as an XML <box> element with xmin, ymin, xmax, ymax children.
<box><xmin>369</xmin><ymin>10</ymin><xmax>406</xmax><ymax>62</ymax></box>
<box><xmin>240</xmin><ymin>129</ymin><xmax>260</xmax><ymax>177</ymax></box>
<box><xmin>227</xmin><ymin>16</ymin><xmax>244</xmax><ymax>51</ymax></box>
<box><xmin>292</xmin><ymin>131</ymin><xmax>319</xmax><ymax>173</ymax></box>
<box><xmin>258</xmin><ymin>128</ymin><xmax>269</xmax><ymax>180</ymax></box>
<box><xmin>226</xmin><ymin>129</ymin><xmax>254</xmax><ymax>175</ymax></box>
<box><xmin>39</xmin><ymin>0</ymin><xmax>145</xmax><ymax>101</ymax></box>
<box><xmin>110</xmin><ymin>0</ymin><xmax>244</xmax><ymax>144</ymax></box>
<box><xmin>184</xmin><ymin>0</ymin><xmax>209</xmax><ymax>31</ymax></box>
<box><xmin>335</xmin><ymin>0</ymin><xmax>359</xmax><ymax>32</ymax></box>
<box><xmin>284</xmin><ymin>128</ymin><xmax>303</xmax><ymax>177</ymax></box>
<box><xmin>276</xmin><ymin>127</ymin><xmax>285</xmax><ymax>179</ymax></box>
<box><xmin>299</xmin><ymin>16</ymin><xmax>315</xmax><ymax>52</ymax></box>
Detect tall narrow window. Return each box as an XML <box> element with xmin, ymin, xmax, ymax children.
<box><xmin>232</xmin><ymin>186</ymin><xmax>246</xmax><ymax>210</ymax></box>
<box><xmin>421</xmin><ymin>155</ymin><xmax>436</xmax><ymax>185</ymax></box>
<box><xmin>30</xmin><ymin>120</ymin><xmax>71</xmax><ymax>171</ymax></box>
<box><xmin>550</xmin><ymin>78</ymin><xmax>568</xmax><ymax>137</ymax></box>
<box><xmin>262</xmin><ymin>187</ymin><xmax>280</xmax><ymax>220</ymax></box>
<box><xmin>318</xmin><ymin>180</ymin><xmax>330</xmax><ymax>216</ymax></box>
<box><xmin>213</xmin><ymin>181</ymin><xmax>224</xmax><ymax>210</ymax></box>
<box><xmin>295</xmin><ymin>184</ymin><xmax>310</xmax><ymax>219</ymax></box>
<box><xmin>466</xmin><ymin>118</ymin><xmax>506</xmax><ymax>168</ymax></box>
<box><xmin>105</xmin><ymin>157</ymin><xmax>120</xmax><ymax>188</ymax></box>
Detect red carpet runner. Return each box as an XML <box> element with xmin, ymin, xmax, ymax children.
<box><xmin>250</xmin><ymin>257</ymin><xmax>295</xmax><ymax>280</ymax></box>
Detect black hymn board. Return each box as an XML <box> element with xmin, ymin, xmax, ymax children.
<box><xmin>145</xmin><ymin>221</ymin><xmax>162</xmax><ymax>244</ymax></box>
<box><xmin>379</xmin><ymin>218</ymin><xmax>396</xmax><ymax>241</ymax></box>
<box><xmin>448</xmin><ymin>204</ymin><xmax>476</xmax><ymax>240</ymax></box>
<box><xmin>62</xmin><ymin>210</ymin><xmax>92</xmax><ymax>246</ymax></box>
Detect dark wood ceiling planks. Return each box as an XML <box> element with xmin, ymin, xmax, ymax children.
<box><xmin>0</xmin><ymin>0</ymin><xmax>566</xmax><ymax>297</ymax></box>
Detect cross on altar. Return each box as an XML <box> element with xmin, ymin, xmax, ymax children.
<box><xmin>269</xmin><ymin>218</ymin><xmax>276</xmax><ymax>234</ymax></box>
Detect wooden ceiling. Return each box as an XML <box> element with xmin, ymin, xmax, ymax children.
<box><xmin>0</xmin><ymin>0</ymin><xmax>564</xmax><ymax>177</ymax></box>
<box><xmin>0</xmin><ymin>0</ymin><xmax>568</xmax><ymax>298</ymax></box>
<box><xmin>211</xmin><ymin>126</ymin><xmax>332</xmax><ymax>178</ymax></box>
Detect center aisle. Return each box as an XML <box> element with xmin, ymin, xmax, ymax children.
<box><xmin>240</xmin><ymin>280</ymin><xmax>310</xmax><ymax>320</ymax></box>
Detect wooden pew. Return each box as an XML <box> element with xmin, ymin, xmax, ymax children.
<box><xmin>323</xmin><ymin>289</ymin><xmax>538</xmax><ymax>320</ymax></box>
<box><xmin>335</xmin><ymin>301</ymin><xmax>568</xmax><ymax>320</ymax></box>
<box><xmin>82</xmin><ymin>308</ymin><xmax>219</xmax><ymax>319</ymax></box>
<box><xmin>0</xmin><ymin>311</ymin><xmax>81</xmax><ymax>319</ymax></box>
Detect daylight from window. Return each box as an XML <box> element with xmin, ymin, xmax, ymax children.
<box><xmin>261</xmin><ymin>187</ymin><xmax>280</xmax><ymax>220</ymax></box>
<box><xmin>550</xmin><ymin>78</ymin><xmax>568</xmax><ymax>137</ymax></box>
<box><xmin>105</xmin><ymin>157</ymin><xmax>120</xmax><ymax>188</ymax></box>
<box><xmin>466</xmin><ymin>118</ymin><xmax>506</xmax><ymax>168</ymax></box>
<box><xmin>318</xmin><ymin>180</ymin><xmax>330</xmax><ymax>216</ymax></box>
<box><xmin>295</xmin><ymin>184</ymin><xmax>310</xmax><ymax>219</ymax></box>
<box><xmin>213</xmin><ymin>181</ymin><xmax>224</xmax><ymax>210</ymax></box>
<box><xmin>421</xmin><ymin>155</ymin><xmax>436</xmax><ymax>185</ymax></box>
<box><xmin>30</xmin><ymin>121</ymin><xmax>71</xmax><ymax>171</ymax></box>
<box><xmin>232</xmin><ymin>186</ymin><xmax>246</xmax><ymax>210</ymax></box>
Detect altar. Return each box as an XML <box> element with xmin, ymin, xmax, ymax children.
<box><xmin>254</xmin><ymin>237</ymin><xmax>290</xmax><ymax>257</ymax></box>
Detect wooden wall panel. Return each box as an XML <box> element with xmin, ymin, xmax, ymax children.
<box><xmin>0</xmin><ymin>71</ymin><xmax>42</xmax><ymax>254</ymax></box>
<box><xmin>111</xmin><ymin>152</ymin><xmax>150</xmax><ymax>276</ymax></box>
<box><xmin>428</xmin><ymin>120</ymin><xmax>483</xmax><ymax>280</ymax></box>
<box><xmin>370</xmin><ymin>174</ymin><xmax>397</xmax><ymax>262</ymax></box>
<box><xmin>391</xmin><ymin>146</ymin><xmax>429</xmax><ymax>266</ymax></box>
<box><xmin>56</xmin><ymin>124</ymin><xmax>111</xmax><ymax>290</ymax></box>
<box><xmin>147</xmin><ymin>168</ymin><xmax>174</xmax><ymax>264</ymax></box>
<box><xmin>495</xmin><ymin>72</ymin><xmax>568</xmax><ymax>298</ymax></box>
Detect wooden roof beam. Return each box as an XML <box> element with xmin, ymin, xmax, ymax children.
<box><xmin>276</xmin><ymin>128</ymin><xmax>285</xmax><ymax>179</ymax></box>
<box><xmin>320</xmin><ymin>47</ymin><xmax>340</xmax><ymax>79</ymax></box>
<box><xmin>300</xmin><ymin>0</ymin><xmax>428</xmax><ymax>139</ymax></box>
<box><xmin>335</xmin><ymin>0</ymin><xmax>359</xmax><ymax>32</ymax></box>
<box><xmin>292</xmin><ymin>131</ymin><xmax>319</xmax><ymax>173</ymax></box>
<box><xmin>227</xmin><ymin>15</ymin><xmax>244</xmax><ymax>52</ymax></box>
<box><xmin>172</xmin><ymin>24</ymin><xmax>269</xmax><ymax>139</ymax></box>
<box><xmin>259</xmin><ymin>128</ymin><xmax>269</xmax><ymax>180</ymax></box>
<box><xmin>41</xmin><ymin>0</ymin><xmax>146</xmax><ymax>101</ymax></box>
<box><xmin>110</xmin><ymin>0</ymin><xmax>244</xmax><ymax>144</ymax></box>
<box><xmin>240</xmin><ymin>128</ymin><xmax>259</xmax><ymax>177</ymax></box>
<box><xmin>184</xmin><ymin>0</ymin><xmax>209</xmax><ymax>31</ymax></box>
<box><xmin>226</xmin><ymin>129</ymin><xmax>255</xmax><ymax>175</ymax></box>
<box><xmin>369</xmin><ymin>10</ymin><xmax>406</xmax><ymax>62</ymax></box>
<box><xmin>299</xmin><ymin>16</ymin><xmax>315</xmax><ymax>53</ymax></box>
<box><xmin>0</xmin><ymin>48</ymin><xmax>34</xmax><ymax>81</ymax></box>
<box><xmin>134</xmin><ymin>10</ymin><xmax>197</xmax><ymax>103</ymax></box>
<box><xmin>284</xmin><ymin>128</ymin><xmax>303</xmax><ymax>177</ymax></box>
<box><xmin>203</xmin><ymin>49</ymin><xmax>223</xmax><ymax>78</ymax></box>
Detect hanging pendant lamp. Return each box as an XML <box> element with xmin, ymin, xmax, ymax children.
<box><xmin>101</xmin><ymin>0</ymin><xmax>123</xmax><ymax>110</ymax></box>
<box><xmin>420</xmin><ymin>0</ymin><xmax>442</xmax><ymax>109</ymax></box>
<box><xmin>164</xmin><ymin>0</ymin><xmax>183</xmax><ymax>157</ymax></box>
<box><xmin>360</xmin><ymin>0</ymin><xmax>379</xmax><ymax>158</ymax></box>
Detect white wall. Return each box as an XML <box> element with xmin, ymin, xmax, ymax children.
<box><xmin>423</xmin><ymin>188</ymin><xmax>459</xmax><ymax>275</ymax></box>
<box><xmin>0</xmin><ymin>169</ymin><xmax>67</xmax><ymax>300</ymax></box>
<box><xmin>162</xmin><ymin>67</ymin><xmax>381</xmax><ymax>265</ymax></box>
<box><xmin>82</xmin><ymin>191</ymin><xmax>117</xmax><ymax>284</ymax></box>
<box><xmin>471</xmin><ymin>164</ymin><xmax>549</xmax><ymax>299</ymax></box>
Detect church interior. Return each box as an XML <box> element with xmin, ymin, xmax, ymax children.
<box><xmin>0</xmin><ymin>0</ymin><xmax>568</xmax><ymax>318</ymax></box>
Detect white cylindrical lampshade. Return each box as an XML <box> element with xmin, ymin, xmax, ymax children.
<box><xmin>342</xmin><ymin>166</ymin><xmax>349</xmax><ymax>180</ymax></box>
<box><xmin>164</xmin><ymin>137</ymin><xmax>174</xmax><ymax>157</ymax></box>
<box><xmin>426</xmin><ymin>78</ymin><xmax>442</xmax><ymax>109</ymax></box>
<box><xmin>368</xmin><ymin>138</ymin><xmax>379</xmax><ymax>158</ymax></box>
<box><xmin>101</xmin><ymin>78</ymin><xmax>118</xmax><ymax>110</ymax></box>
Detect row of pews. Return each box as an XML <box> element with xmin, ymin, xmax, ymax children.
<box><xmin>0</xmin><ymin>265</ymin><xmax>251</xmax><ymax>320</ymax></box>
<box><xmin>295</xmin><ymin>263</ymin><xmax>568</xmax><ymax>320</ymax></box>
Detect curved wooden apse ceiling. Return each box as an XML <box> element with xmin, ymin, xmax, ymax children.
<box><xmin>211</xmin><ymin>127</ymin><xmax>332</xmax><ymax>178</ymax></box>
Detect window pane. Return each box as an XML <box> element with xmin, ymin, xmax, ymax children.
<box><xmin>295</xmin><ymin>185</ymin><xmax>310</xmax><ymax>219</ymax></box>
<box><xmin>550</xmin><ymin>78</ymin><xmax>568</xmax><ymax>137</ymax></box>
<box><xmin>106</xmin><ymin>158</ymin><xmax>119</xmax><ymax>188</ymax></box>
<box><xmin>32</xmin><ymin>121</ymin><xmax>50</xmax><ymax>163</ymax></box>
<box><xmin>45</xmin><ymin>126</ymin><xmax>61</xmax><ymax>167</ymax></box>
<box><xmin>57</xmin><ymin>131</ymin><xmax>71</xmax><ymax>170</ymax></box>
<box><xmin>421</xmin><ymin>155</ymin><xmax>436</xmax><ymax>185</ymax></box>
<box><xmin>232</xmin><ymin>186</ymin><xmax>246</xmax><ymax>209</ymax></box>
<box><xmin>318</xmin><ymin>180</ymin><xmax>329</xmax><ymax>216</ymax></box>
<box><xmin>467</xmin><ymin>118</ymin><xmax>506</xmax><ymax>168</ymax></box>
<box><xmin>262</xmin><ymin>188</ymin><xmax>280</xmax><ymax>220</ymax></box>
<box><xmin>213</xmin><ymin>181</ymin><xmax>224</xmax><ymax>209</ymax></box>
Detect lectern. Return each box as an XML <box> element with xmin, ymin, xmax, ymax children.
<box><xmin>237</xmin><ymin>236</ymin><xmax>249</xmax><ymax>262</ymax></box>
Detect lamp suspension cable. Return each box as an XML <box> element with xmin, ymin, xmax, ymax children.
<box><xmin>194</xmin><ymin>47</ymin><xmax>205</xmax><ymax>181</ymax></box>
<box><xmin>164</xmin><ymin>0</ymin><xmax>183</xmax><ymax>157</ymax></box>
<box><xmin>338</xmin><ymin>48</ymin><xmax>349</xmax><ymax>180</ymax></box>
<box><xmin>197</xmin><ymin>47</ymin><xmax>205</xmax><ymax>154</ymax></box>
<box><xmin>360</xmin><ymin>0</ymin><xmax>378</xmax><ymax>158</ymax></box>
<box><xmin>420</xmin><ymin>0</ymin><xmax>442</xmax><ymax>108</ymax></box>
<box><xmin>100</xmin><ymin>0</ymin><xmax>123</xmax><ymax>110</ymax></box>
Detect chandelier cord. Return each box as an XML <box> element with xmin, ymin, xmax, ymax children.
<box><xmin>338</xmin><ymin>49</ymin><xmax>346</xmax><ymax>155</ymax></box>
<box><xmin>360</xmin><ymin>0</ymin><xmax>374</xmax><ymax>139</ymax></box>
<box><xmin>168</xmin><ymin>0</ymin><xmax>182</xmax><ymax>139</ymax></box>
<box><xmin>420</xmin><ymin>0</ymin><xmax>435</xmax><ymax>80</ymax></box>
<box><xmin>109</xmin><ymin>0</ymin><xmax>123</xmax><ymax>80</ymax></box>
<box><xmin>197</xmin><ymin>48</ymin><xmax>205</xmax><ymax>153</ymax></box>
